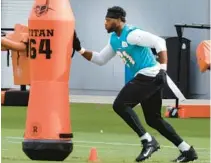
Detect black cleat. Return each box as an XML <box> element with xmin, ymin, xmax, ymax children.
<box><xmin>172</xmin><ymin>146</ymin><xmax>198</xmax><ymax>162</ymax></box>
<box><xmin>135</xmin><ymin>137</ymin><xmax>160</xmax><ymax>162</ymax></box>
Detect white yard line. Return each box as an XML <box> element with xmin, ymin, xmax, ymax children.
<box><xmin>2</xmin><ymin>149</ymin><xmax>8</xmax><ymax>151</ymax></box>
<box><xmin>5</xmin><ymin>136</ymin><xmax>209</xmax><ymax>150</ymax></box>
<box><xmin>5</xmin><ymin>140</ymin><xmax>115</xmax><ymax>150</ymax></box>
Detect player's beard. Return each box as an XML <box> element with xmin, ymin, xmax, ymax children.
<box><xmin>106</xmin><ymin>23</ymin><xmax>118</xmax><ymax>33</ymax></box>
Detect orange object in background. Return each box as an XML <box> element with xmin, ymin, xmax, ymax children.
<box><xmin>178</xmin><ymin>105</ymin><xmax>210</xmax><ymax>118</ymax></box>
<box><xmin>88</xmin><ymin>147</ymin><xmax>99</xmax><ymax>162</ymax></box>
<box><xmin>1</xmin><ymin>24</ymin><xmax>28</xmax><ymax>51</ymax></box>
<box><xmin>1</xmin><ymin>24</ymin><xmax>30</xmax><ymax>86</ymax></box>
<box><xmin>11</xmin><ymin>24</ymin><xmax>30</xmax><ymax>85</ymax></box>
<box><xmin>196</xmin><ymin>40</ymin><xmax>210</xmax><ymax>72</ymax></box>
<box><xmin>1</xmin><ymin>24</ymin><xmax>30</xmax><ymax>107</ymax></box>
<box><xmin>22</xmin><ymin>0</ymin><xmax>75</xmax><ymax>161</ymax></box>
<box><xmin>164</xmin><ymin>100</ymin><xmax>210</xmax><ymax>119</ymax></box>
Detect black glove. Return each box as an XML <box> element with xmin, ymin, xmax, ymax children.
<box><xmin>155</xmin><ymin>69</ymin><xmax>167</xmax><ymax>85</ymax></box>
<box><xmin>73</xmin><ymin>30</ymin><xmax>82</xmax><ymax>51</ymax></box>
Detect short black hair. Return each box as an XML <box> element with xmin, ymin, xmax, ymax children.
<box><xmin>107</xmin><ymin>6</ymin><xmax>126</xmax><ymax>22</ymax></box>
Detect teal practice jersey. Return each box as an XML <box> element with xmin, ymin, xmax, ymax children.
<box><xmin>110</xmin><ymin>25</ymin><xmax>157</xmax><ymax>77</ymax></box>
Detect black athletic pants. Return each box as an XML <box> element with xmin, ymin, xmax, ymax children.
<box><xmin>113</xmin><ymin>74</ymin><xmax>183</xmax><ymax>146</ymax></box>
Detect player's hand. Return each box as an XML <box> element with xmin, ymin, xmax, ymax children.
<box><xmin>155</xmin><ymin>69</ymin><xmax>167</xmax><ymax>85</ymax></box>
<box><xmin>73</xmin><ymin>30</ymin><xmax>82</xmax><ymax>51</ymax></box>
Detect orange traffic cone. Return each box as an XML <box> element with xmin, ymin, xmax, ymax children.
<box><xmin>88</xmin><ymin>147</ymin><xmax>99</xmax><ymax>162</ymax></box>
<box><xmin>164</xmin><ymin>111</ymin><xmax>169</xmax><ymax>118</ymax></box>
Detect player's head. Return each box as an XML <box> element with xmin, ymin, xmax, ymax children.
<box><xmin>105</xmin><ymin>6</ymin><xmax>126</xmax><ymax>33</ymax></box>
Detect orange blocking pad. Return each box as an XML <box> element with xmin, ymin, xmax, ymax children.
<box><xmin>22</xmin><ymin>0</ymin><xmax>75</xmax><ymax>161</ymax></box>
<box><xmin>1</xmin><ymin>24</ymin><xmax>30</xmax><ymax>86</ymax></box>
<box><xmin>164</xmin><ymin>100</ymin><xmax>210</xmax><ymax>118</ymax></box>
<box><xmin>178</xmin><ymin>105</ymin><xmax>210</xmax><ymax>118</ymax></box>
<box><xmin>196</xmin><ymin>40</ymin><xmax>210</xmax><ymax>72</ymax></box>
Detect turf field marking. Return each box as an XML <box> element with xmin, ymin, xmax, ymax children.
<box><xmin>5</xmin><ymin>140</ymin><xmax>118</xmax><ymax>151</ymax></box>
<box><xmin>2</xmin><ymin>149</ymin><xmax>8</xmax><ymax>151</ymax></box>
<box><xmin>5</xmin><ymin>136</ymin><xmax>209</xmax><ymax>150</ymax></box>
<box><xmin>4</xmin><ymin>140</ymin><xmax>210</xmax><ymax>157</ymax></box>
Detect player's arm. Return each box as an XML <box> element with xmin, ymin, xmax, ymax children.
<box><xmin>127</xmin><ymin>29</ymin><xmax>167</xmax><ymax>70</ymax></box>
<box><xmin>73</xmin><ymin>31</ymin><xmax>116</xmax><ymax>66</ymax></box>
